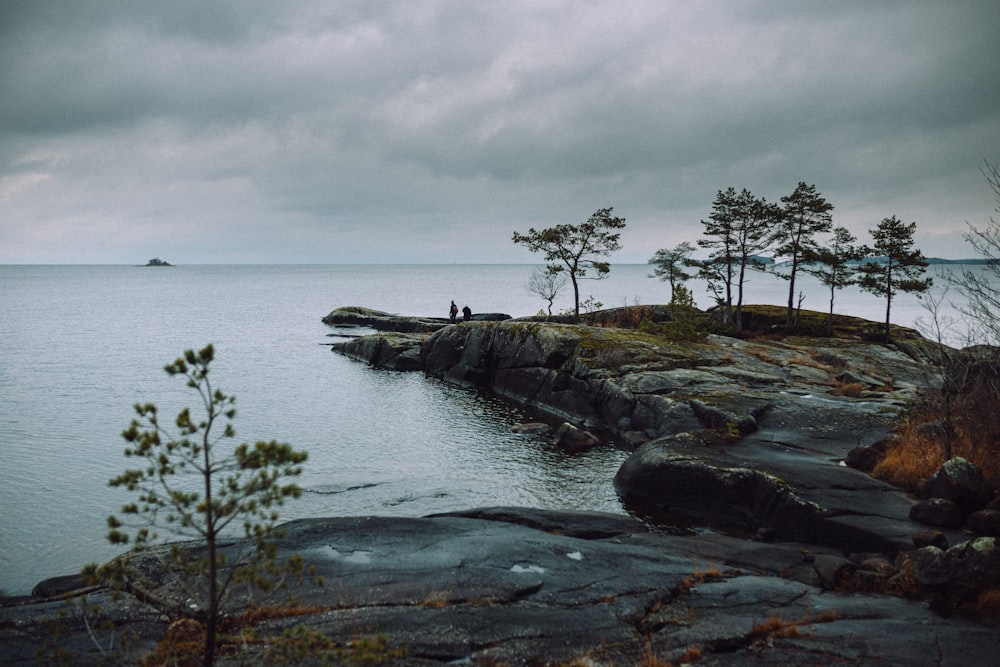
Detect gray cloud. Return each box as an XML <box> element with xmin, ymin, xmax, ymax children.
<box><xmin>2</xmin><ymin>0</ymin><xmax>998</xmax><ymax>263</ymax></box>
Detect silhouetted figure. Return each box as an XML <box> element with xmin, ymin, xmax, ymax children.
<box><xmin>449</xmin><ymin>300</ymin><xmax>458</xmax><ymax>323</ymax></box>
<box><xmin>462</xmin><ymin>305</ymin><xmax>472</xmax><ymax>321</ymax></box>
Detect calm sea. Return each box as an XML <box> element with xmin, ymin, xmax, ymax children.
<box><xmin>0</xmin><ymin>263</ymin><xmax>978</xmax><ymax>594</ymax></box>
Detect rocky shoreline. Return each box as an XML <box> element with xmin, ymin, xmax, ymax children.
<box><xmin>3</xmin><ymin>305</ymin><xmax>999</xmax><ymax>665</ymax></box>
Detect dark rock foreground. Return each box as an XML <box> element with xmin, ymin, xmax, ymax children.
<box><xmin>4</xmin><ymin>508</ymin><xmax>999</xmax><ymax>665</ymax></box>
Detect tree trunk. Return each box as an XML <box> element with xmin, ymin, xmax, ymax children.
<box><xmin>570</xmin><ymin>273</ymin><xmax>580</xmax><ymax>323</ymax></box>
<box><xmin>827</xmin><ymin>283</ymin><xmax>835</xmax><ymax>337</ymax></box>
<box><xmin>786</xmin><ymin>255</ymin><xmax>798</xmax><ymax>327</ymax></box>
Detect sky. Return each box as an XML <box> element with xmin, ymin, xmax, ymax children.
<box><xmin>2</xmin><ymin>1</ymin><xmax>998</xmax><ymax>264</ymax></box>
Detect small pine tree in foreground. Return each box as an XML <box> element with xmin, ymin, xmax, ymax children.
<box><xmin>86</xmin><ymin>344</ymin><xmax>309</xmax><ymax>666</ymax></box>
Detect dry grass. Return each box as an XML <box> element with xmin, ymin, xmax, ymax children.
<box><xmin>750</xmin><ymin>615</ymin><xmax>804</xmax><ymax>640</ymax></box>
<box><xmin>749</xmin><ymin>610</ymin><xmax>837</xmax><ymax>643</ymax></box>
<box><xmin>871</xmin><ymin>422</ymin><xmax>944</xmax><ymax>491</ymax></box>
<box><xmin>639</xmin><ymin>637</ymin><xmax>673</xmax><ymax>667</ymax></box>
<box><xmin>830</xmin><ymin>382</ymin><xmax>866</xmax><ymax>398</ymax></box>
<box><xmin>420</xmin><ymin>591</ymin><xmax>451</xmax><ymax>608</ymax></box>
<box><xmin>679</xmin><ymin>644</ymin><xmax>703</xmax><ymax>663</ymax></box>
<box><xmin>975</xmin><ymin>588</ymin><xmax>1000</xmax><ymax>623</ymax></box>
<box><xmin>872</xmin><ymin>398</ymin><xmax>1000</xmax><ymax>491</ymax></box>
<box><xmin>141</xmin><ymin>618</ymin><xmax>205</xmax><ymax>667</ymax></box>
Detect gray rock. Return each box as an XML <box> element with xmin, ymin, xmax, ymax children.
<box><xmin>844</xmin><ymin>437</ymin><xmax>891</xmax><ymax>473</ymax></box>
<box><xmin>912</xmin><ymin>529</ymin><xmax>949</xmax><ymax>549</ymax></box>
<box><xmin>910</xmin><ymin>498</ymin><xmax>965</xmax><ymax>529</ymax></box>
<box><xmin>322</xmin><ymin>306</ymin><xmax>452</xmax><ymax>333</ymax></box>
<box><xmin>967</xmin><ymin>509</ymin><xmax>1000</xmax><ymax>536</ymax></box>
<box><xmin>553</xmin><ymin>422</ymin><xmax>601</xmax><ymax>451</ymax></box>
<box><xmin>813</xmin><ymin>554</ymin><xmax>858</xmax><ymax>589</ymax></box>
<box><xmin>511</xmin><ymin>422</ymin><xmax>550</xmax><ymax>435</ymax></box>
<box><xmin>923</xmin><ymin>457</ymin><xmax>996</xmax><ymax>514</ymax></box>
<box><xmin>332</xmin><ymin>331</ymin><xmax>427</xmax><ymax>370</ymax></box>
<box><xmin>9</xmin><ymin>510</ymin><xmax>1000</xmax><ymax>666</ymax></box>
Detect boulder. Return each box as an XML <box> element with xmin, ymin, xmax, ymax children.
<box><xmin>909</xmin><ymin>498</ymin><xmax>965</xmax><ymax>529</ymax></box>
<box><xmin>923</xmin><ymin>457</ymin><xmax>996</xmax><ymax>515</ymax></box>
<box><xmin>967</xmin><ymin>509</ymin><xmax>1000</xmax><ymax>537</ymax></box>
<box><xmin>844</xmin><ymin>437</ymin><xmax>891</xmax><ymax>473</ymax></box>
<box><xmin>553</xmin><ymin>422</ymin><xmax>601</xmax><ymax>451</ymax></box>
<box><xmin>614</xmin><ymin>443</ymin><xmax>821</xmax><ymax>542</ymax></box>
<box><xmin>912</xmin><ymin>530</ymin><xmax>949</xmax><ymax>549</ymax></box>
<box><xmin>467</xmin><ymin>312</ymin><xmax>511</xmax><ymax>322</ymax></box>
<box><xmin>813</xmin><ymin>554</ymin><xmax>857</xmax><ymax>589</ymax></box>
<box><xmin>902</xmin><ymin>537</ymin><xmax>1000</xmax><ymax>614</ymax></box>
<box><xmin>511</xmin><ymin>422</ymin><xmax>551</xmax><ymax>435</ymax></box>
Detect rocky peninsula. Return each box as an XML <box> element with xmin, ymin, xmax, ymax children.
<box><xmin>4</xmin><ymin>305</ymin><xmax>999</xmax><ymax>665</ymax></box>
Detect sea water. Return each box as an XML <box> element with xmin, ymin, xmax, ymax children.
<box><xmin>0</xmin><ymin>262</ymin><xmax>982</xmax><ymax>594</ymax></box>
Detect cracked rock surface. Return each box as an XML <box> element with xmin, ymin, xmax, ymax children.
<box><xmin>6</xmin><ymin>509</ymin><xmax>999</xmax><ymax>665</ymax></box>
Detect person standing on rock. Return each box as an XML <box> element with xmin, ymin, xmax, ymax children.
<box><xmin>449</xmin><ymin>300</ymin><xmax>459</xmax><ymax>323</ymax></box>
<box><xmin>462</xmin><ymin>305</ymin><xmax>472</xmax><ymax>321</ymax></box>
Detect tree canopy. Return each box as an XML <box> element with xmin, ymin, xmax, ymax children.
<box><xmin>858</xmin><ymin>215</ymin><xmax>932</xmax><ymax>341</ymax></box>
<box><xmin>802</xmin><ymin>226</ymin><xmax>861</xmax><ymax>335</ymax></box>
<box><xmin>775</xmin><ymin>182</ymin><xmax>834</xmax><ymax>325</ymax></box>
<box><xmin>512</xmin><ymin>207</ymin><xmax>625</xmax><ymax>322</ymax></box>
<box><xmin>698</xmin><ymin>187</ymin><xmax>777</xmax><ymax>327</ymax></box>
<box><xmin>99</xmin><ymin>344</ymin><xmax>309</xmax><ymax>666</ymax></box>
<box><xmin>648</xmin><ymin>241</ymin><xmax>697</xmax><ymax>302</ymax></box>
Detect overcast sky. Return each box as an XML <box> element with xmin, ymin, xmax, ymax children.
<box><xmin>2</xmin><ymin>1</ymin><xmax>998</xmax><ymax>264</ymax></box>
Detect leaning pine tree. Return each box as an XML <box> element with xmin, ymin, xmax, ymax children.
<box><xmin>86</xmin><ymin>344</ymin><xmax>310</xmax><ymax>667</ymax></box>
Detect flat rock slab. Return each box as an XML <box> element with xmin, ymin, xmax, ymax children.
<box><xmin>207</xmin><ymin>511</ymin><xmax>1000</xmax><ymax>665</ymax></box>
<box><xmin>8</xmin><ymin>509</ymin><xmax>997</xmax><ymax>665</ymax></box>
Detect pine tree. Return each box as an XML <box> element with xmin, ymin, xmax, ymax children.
<box><xmin>513</xmin><ymin>207</ymin><xmax>626</xmax><ymax>322</ymax></box>
<box><xmin>92</xmin><ymin>345</ymin><xmax>309</xmax><ymax>666</ymax></box>
<box><xmin>858</xmin><ymin>216</ymin><xmax>932</xmax><ymax>342</ymax></box>
<box><xmin>802</xmin><ymin>226</ymin><xmax>862</xmax><ymax>335</ymax></box>
<box><xmin>698</xmin><ymin>187</ymin><xmax>777</xmax><ymax>328</ymax></box>
<box><xmin>775</xmin><ymin>183</ymin><xmax>834</xmax><ymax>326</ymax></box>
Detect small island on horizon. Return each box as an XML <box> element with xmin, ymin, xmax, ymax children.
<box><xmin>143</xmin><ymin>258</ymin><xmax>172</xmax><ymax>267</ymax></box>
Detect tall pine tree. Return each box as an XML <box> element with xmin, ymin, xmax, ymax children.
<box><xmin>858</xmin><ymin>215</ymin><xmax>932</xmax><ymax>342</ymax></box>
<box><xmin>775</xmin><ymin>183</ymin><xmax>834</xmax><ymax>326</ymax></box>
<box><xmin>698</xmin><ymin>187</ymin><xmax>777</xmax><ymax>328</ymax></box>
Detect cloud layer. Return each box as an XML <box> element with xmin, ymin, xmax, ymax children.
<box><xmin>2</xmin><ymin>0</ymin><xmax>998</xmax><ymax>263</ymax></box>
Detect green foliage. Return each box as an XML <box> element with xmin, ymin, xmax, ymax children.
<box><xmin>858</xmin><ymin>215</ymin><xmax>932</xmax><ymax>342</ymax></box>
<box><xmin>697</xmin><ymin>187</ymin><xmax>779</xmax><ymax>328</ymax></box>
<box><xmin>648</xmin><ymin>241</ymin><xmax>698</xmax><ymax>301</ymax></box>
<box><xmin>639</xmin><ymin>315</ymin><xmax>707</xmax><ymax>343</ymax></box>
<box><xmin>801</xmin><ymin>226</ymin><xmax>861</xmax><ymax>335</ymax></box>
<box><xmin>90</xmin><ymin>344</ymin><xmax>310</xmax><ymax>666</ymax></box>
<box><xmin>773</xmin><ymin>182</ymin><xmax>835</xmax><ymax>326</ymax></box>
<box><xmin>513</xmin><ymin>207</ymin><xmax>626</xmax><ymax>322</ymax></box>
<box><xmin>669</xmin><ymin>283</ymin><xmax>696</xmax><ymax>310</ymax></box>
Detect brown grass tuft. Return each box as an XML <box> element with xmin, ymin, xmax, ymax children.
<box><xmin>830</xmin><ymin>382</ymin><xmax>866</xmax><ymax>398</ymax></box>
<box><xmin>750</xmin><ymin>615</ymin><xmax>802</xmax><ymax>640</ymax></box>
<box><xmin>680</xmin><ymin>644</ymin><xmax>703</xmax><ymax>663</ymax></box>
<box><xmin>975</xmin><ymin>588</ymin><xmax>1000</xmax><ymax>623</ymax></box>
<box><xmin>871</xmin><ymin>420</ymin><xmax>944</xmax><ymax>491</ymax></box>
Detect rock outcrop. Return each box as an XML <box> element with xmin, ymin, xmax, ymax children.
<box><xmin>330</xmin><ymin>313</ymin><xmax>954</xmax><ymax>541</ymax></box>
<box><xmin>6</xmin><ymin>509</ymin><xmax>1000</xmax><ymax>666</ymax></box>
<box><xmin>5</xmin><ymin>307</ymin><xmax>998</xmax><ymax>664</ymax></box>
<box><xmin>325</xmin><ymin>308</ymin><xmax>1000</xmax><ymax>612</ymax></box>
